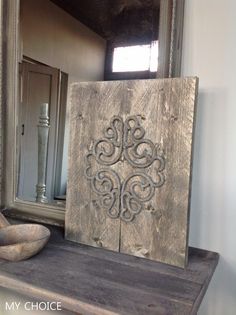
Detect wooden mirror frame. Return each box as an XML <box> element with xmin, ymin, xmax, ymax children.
<box><xmin>0</xmin><ymin>0</ymin><xmax>185</xmax><ymax>225</ymax></box>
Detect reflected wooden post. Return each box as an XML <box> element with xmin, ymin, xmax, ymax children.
<box><xmin>36</xmin><ymin>103</ymin><xmax>50</xmax><ymax>203</ymax></box>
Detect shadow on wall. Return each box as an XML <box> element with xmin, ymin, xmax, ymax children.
<box><xmin>199</xmin><ymin>257</ymin><xmax>236</xmax><ymax>314</ymax></box>
<box><xmin>190</xmin><ymin>88</ymin><xmax>236</xmax><ymax>314</ymax></box>
<box><xmin>190</xmin><ymin>88</ymin><xmax>229</xmax><ymax>246</ymax></box>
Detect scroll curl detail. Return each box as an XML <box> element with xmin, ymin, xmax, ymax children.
<box><xmin>85</xmin><ymin>115</ymin><xmax>165</xmax><ymax>222</ymax></box>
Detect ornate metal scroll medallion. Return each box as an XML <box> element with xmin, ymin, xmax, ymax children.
<box><xmin>85</xmin><ymin>115</ymin><xmax>165</xmax><ymax>222</ymax></box>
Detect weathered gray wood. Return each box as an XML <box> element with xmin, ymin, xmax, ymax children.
<box><xmin>66</xmin><ymin>81</ymin><xmax>126</xmax><ymax>251</ymax></box>
<box><xmin>66</xmin><ymin>78</ymin><xmax>198</xmax><ymax>268</ymax></box>
<box><xmin>0</xmin><ymin>225</ymin><xmax>219</xmax><ymax>315</ymax></box>
<box><xmin>121</xmin><ymin>78</ymin><xmax>198</xmax><ymax>267</ymax></box>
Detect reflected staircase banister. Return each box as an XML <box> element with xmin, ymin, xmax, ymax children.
<box><xmin>36</xmin><ymin>103</ymin><xmax>50</xmax><ymax>203</ymax></box>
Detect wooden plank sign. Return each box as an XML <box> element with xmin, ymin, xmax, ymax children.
<box><xmin>66</xmin><ymin>78</ymin><xmax>198</xmax><ymax>268</ymax></box>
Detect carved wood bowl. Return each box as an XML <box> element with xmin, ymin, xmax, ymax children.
<box><xmin>0</xmin><ymin>224</ymin><xmax>50</xmax><ymax>261</ymax></box>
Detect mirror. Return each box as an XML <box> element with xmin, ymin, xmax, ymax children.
<box><xmin>3</xmin><ymin>0</ymin><xmax>184</xmax><ymax>222</ymax></box>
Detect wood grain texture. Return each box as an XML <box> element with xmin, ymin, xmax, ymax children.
<box><xmin>0</xmin><ymin>225</ymin><xmax>219</xmax><ymax>315</ymax></box>
<box><xmin>0</xmin><ymin>213</ymin><xmax>50</xmax><ymax>261</ymax></box>
<box><xmin>66</xmin><ymin>77</ymin><xmax>198</xmax><ymax>268</ymax></box>
<box><xmin>66</xmin><ymin>78</ymin><xmax>197</xmax><ymax>267</ymax></box>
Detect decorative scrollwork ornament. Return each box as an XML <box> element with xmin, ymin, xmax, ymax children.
<box><xmin>85</xmin><ymin>115</ymin><xmax>165</xmax><ymax>222</ymax></box>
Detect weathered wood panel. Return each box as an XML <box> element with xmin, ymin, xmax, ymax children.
<box><xmin>0</xmin><ymin>225</ymin><xmax>219</xmax><ymax>315</ymax></box>
<box><xmin>66</xmin><ymin>78</ymin><xmax>198</xmax><ymax>268</ymax></box>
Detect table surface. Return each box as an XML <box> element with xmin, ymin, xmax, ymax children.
<box><xmin>0</xmin><ymin>225</ymin><xmax>219</xmax><ymax>315</ymax></box>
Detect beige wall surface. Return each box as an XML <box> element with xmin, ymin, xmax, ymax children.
<box><xmin>20</xmin><ymin>0</ymin><xmax>106</xmax><ymax>82</ymax></box>
<box><xmin>182</xmin><ymin>0</ymin><xmax>236</xmax><ymax>314</ymax></box>
<box><xmin>20</xmin><ymin>0</ymin><xmax>106</xmax><ymax>194</ymax></box>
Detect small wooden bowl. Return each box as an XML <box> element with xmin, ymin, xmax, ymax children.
<box><xmin>0</xmin><ymin>224</ymin><xmax>50</xmax><ymax>261</ymax></box>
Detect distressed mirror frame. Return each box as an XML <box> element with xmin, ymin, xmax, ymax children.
<box><xmin>0</xmin><ymin>0</ymin><xmax>185</xmax><ymax>225</ymax></box>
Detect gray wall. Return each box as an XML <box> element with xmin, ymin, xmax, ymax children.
<box><xmin>20</xmin><ymin>0</ymin><xmax>106</xmax><ymax>194</ymax></box>
<box><xmin>182</xmin><ymin>0</ymin><xmax>236</xmax><ymax>314</ymax></box>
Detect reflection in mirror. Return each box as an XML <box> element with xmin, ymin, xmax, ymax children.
<box><xmin>17</xmin><ymin>0</ymin><xmax>161</xmax><ymax>206</ymax></box>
